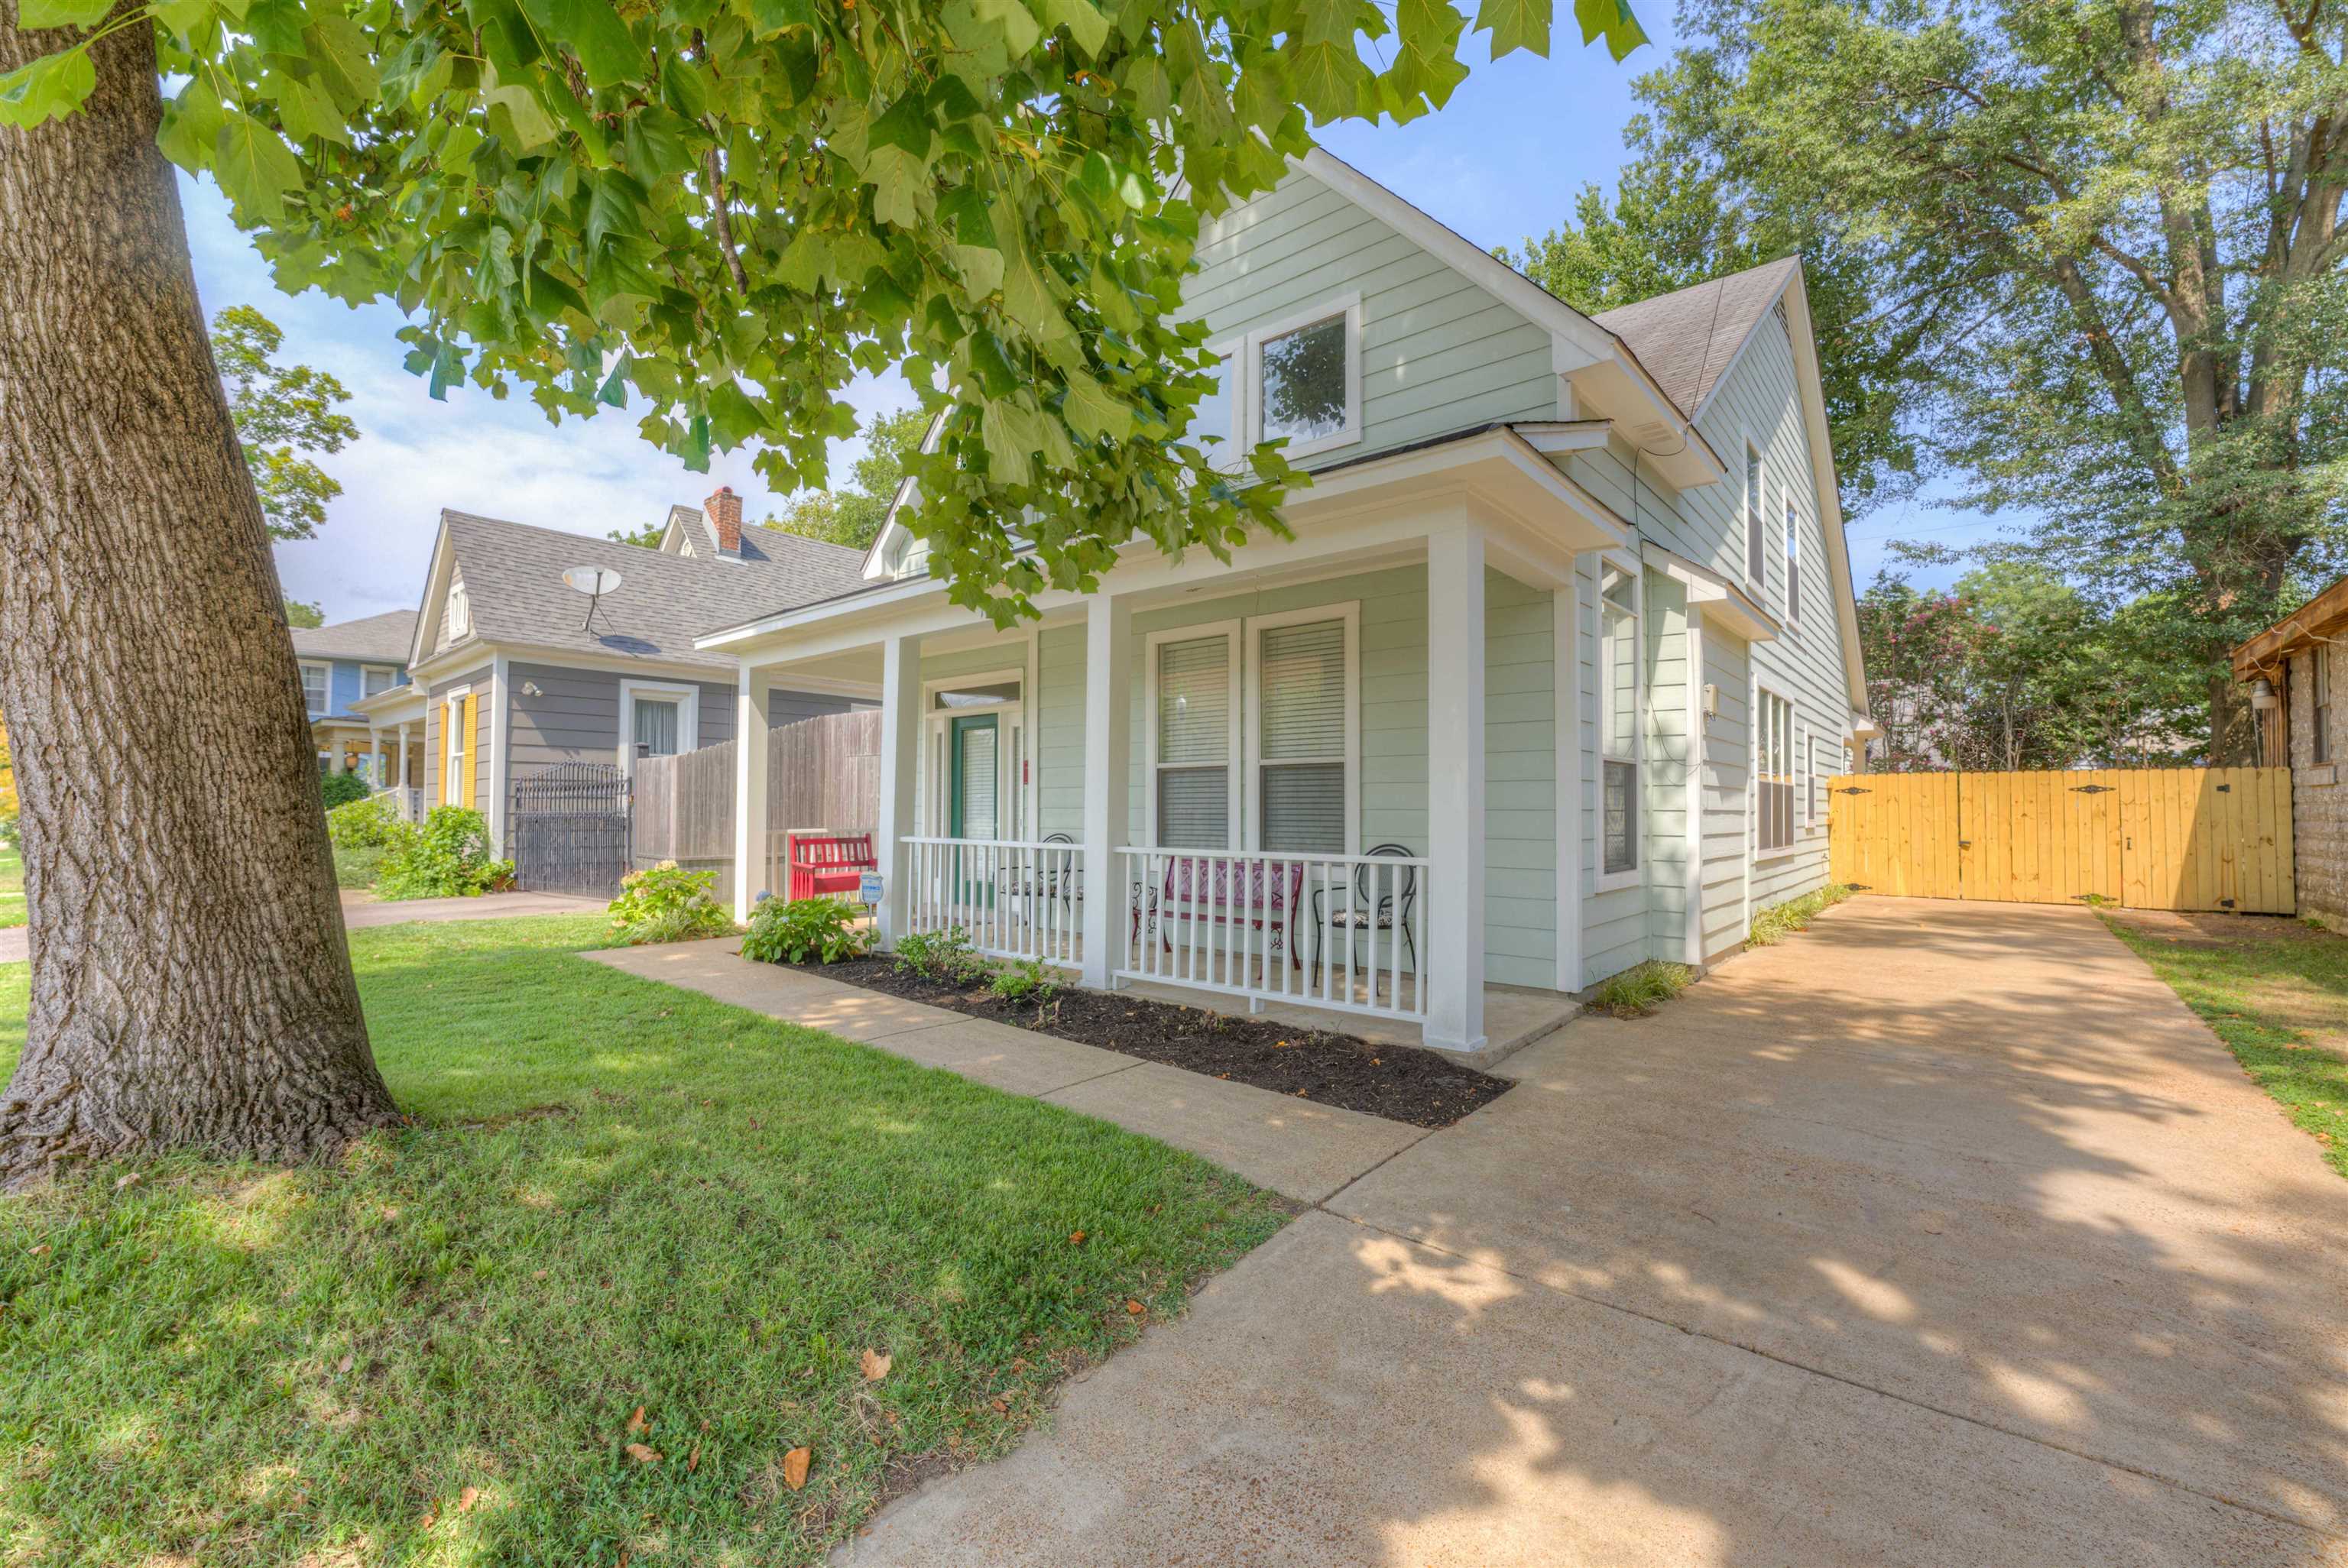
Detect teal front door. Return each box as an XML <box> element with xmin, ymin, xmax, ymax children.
<box><xmin>949</xmin><ymin>714</ymin><xmax>998</xmax><ymax>907</ymax></box>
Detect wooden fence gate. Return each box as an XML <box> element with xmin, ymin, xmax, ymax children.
<box><xmin>1827</xmin><ymin>767</ymin><xmax>2294</xmax><ymax>914</ymax></box>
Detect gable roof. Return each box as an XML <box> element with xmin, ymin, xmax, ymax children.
<box><xmin>290</xmin><ymin>609</ymin><xmax>417</xmax><ymax>663</ymax></box>
<box><xmin>1591</xmin><ymin>256</ymin><xmax>1802</xmax><ymax>422</ymax></box>
<box><xmin>660</xmin><ymin>503</ymin><xmax>869</xmax><ymax>587</ymax></box>
<box><xmin>417</xmin><ymin>510</ymin><xmax>866</xmax><ymax>674</ymax></box>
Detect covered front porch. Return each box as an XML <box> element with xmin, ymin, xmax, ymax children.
<box><xmin>722</xmin><ymin>429</ymin><xmax>1630</xmax><ymax>1054</ymax></box>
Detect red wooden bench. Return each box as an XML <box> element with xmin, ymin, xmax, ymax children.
<box><xmin>787</xmin><ymin>831</ymin><xmax>877</xmax><ymax>902</ymax></box>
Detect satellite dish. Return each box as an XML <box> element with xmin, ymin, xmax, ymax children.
<box><xmin>564</xmin><ymin>565</ymin><xmax>623</xmax><ymax>630</ymax></box>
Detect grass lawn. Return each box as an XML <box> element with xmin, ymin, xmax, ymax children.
<box><xmin>2103</xmin><ymin>908</ymin><xmax>2348</xmax><ymax>1181</ymax></box>
<box><xmin>0</xmin><ymin>846</ymin><xmax>21</xmax><ymax>929</ymax></box>
<box><xmin>0</xmin><ymin>915</ymin><xmax>1288</xmax><ymax>1564</ymax></box>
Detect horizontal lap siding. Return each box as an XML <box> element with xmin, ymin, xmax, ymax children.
<box><xmin>1643</xmin><ymin>575</ymin><xmax>1692</xmax><ymax>961</ymax></box>
<box><xmin>1485</xmin><ymin>568</ymin><xmax>1556</xmax><ymax>989</ymax></box>
<box><xmin>1187</xmin><ymin>170</ymin><xmax>1558</xmax><ymax>468</ymax></box>
<box><xmin>423</xmin><ymin>665</ymin><xmax>489</xmax><ymax>808</ymax></box>
<box><xmin>1699</xmin><ymin>633</ymin><xmax>1753</xmax><ymax>964</ymax></box>
<box><xmin>506</xmin><ymin>663</ymin><xmax>736</xmax><ymax>778</ymax></box>
<box><xmin>1038</xmin><ymin>627</ymin><xmax>1086</xmax><ymax>838</ymax></box>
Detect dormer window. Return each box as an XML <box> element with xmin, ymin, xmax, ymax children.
<box><xmin>1212</xmin><ymin>294</ymin><xmax>1363</xmax><ymax>462</ymax></box>
<box><xmin>440</xmin><ymin>575</ymin><xmax>470</xmax><ymax>646</ymax></box>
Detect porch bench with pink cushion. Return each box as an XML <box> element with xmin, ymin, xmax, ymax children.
<box><xmin>1134</xmin><ymin>854</ymin><xmax>1306</xmax><ymax>970</ymax></box>
<box><xmin>786</xmin><ymin>831</ymin><xmax>877</xmax><ymax>902</ymax></box>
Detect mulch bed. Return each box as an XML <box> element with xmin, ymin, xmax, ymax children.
<box><xmin>781</xmin><ymin>955</ymin><xmax>1512</xmax><ymax>1130</ymax></box>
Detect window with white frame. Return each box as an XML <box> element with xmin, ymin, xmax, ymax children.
<box><xmin>362</xmin><ymin>665</ymin><xmax>398</xmax><ymax>699</ymax></box>
<box><xmin>443</xmin><ymin>692</ymin><xmax>468</xmax><ymax>799</ymax></box>
<box><xmin>1784</xmin><ymin>501</ymin><xmax>1802</xmax><ymax>628</ymax></box>
<box><xmin>300</xmin><ymin>662</ymin><xmax>329</xmax><ymax>714</ymax></box>
<box><xmin>621</xmin><ymin>681</ymin><xmax>697</xmax><ymax>771</ymax></box>
<box><xmin>1216</xmin><ymin>296</ymin><xmax>1363</xmax><ymax>462</ymax></box>
<box><xmin>1757</xmin><ymin>688</ymin><xmax>1795</xmax><ymax>854</ymax></box>
<box><xmin>1599</xmin><ymin>560</ymin><xmax>1641</xmax><ymax>880</ymax></box>
<box><xmin>440</xmin><ymin>575</ymin><xmax>471</xmax><ymax>646</ymax></box>
<box><xmin>1744</xmin><ymin>444</ymin><xmax>1766</xmax><ymax>588</ymax></box>
<box><xmin>1250</xmin><ymin>615</ymin><xmax>1351</xmax><ymax>854</ymax></box>
<box><xmin>1152</xmin><ymin>630</ymin><xmax>1237</xmax><ymax>849</ymax></box>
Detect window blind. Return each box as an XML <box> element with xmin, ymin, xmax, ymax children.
<box><xmin>1156</xmin><ymin>635</ymin><xmax>1231</xmax><ymax>848</ymax></box>
<box><xmin>1257</xmin><ymin>620</ymin><xmax>1347</xmax><ymax>853</ymax></box>
<box><xmin>1757</xmin><ymin>692</ymin><xmax>1793</xmax><ymax>851</ymax></box>
<box><xmin>958</xmin><ymin>724</ymin><xmax>998</xmax><ymax>839</ymax></box>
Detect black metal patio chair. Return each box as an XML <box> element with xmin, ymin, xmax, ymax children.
<box><xmin>1309</xmin><ymin>844</ymin><xmax>1420</xmax><ymax>980</ymax></box>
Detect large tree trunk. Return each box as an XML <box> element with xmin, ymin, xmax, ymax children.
<box><xmin>0</xmin><ymin>7</ymin><xmax>398</xmax><ymax>1187</ymax></box>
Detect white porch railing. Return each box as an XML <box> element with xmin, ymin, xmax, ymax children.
<box><xmin>901</xmin><ymin>837</ymin><xmax>1084</xmax><ymax>965</ymax></box>
<box><xmin>1116</xmin><ymin>846</ymin><xmax>1429</xmax><ymax>1024</ymax></box>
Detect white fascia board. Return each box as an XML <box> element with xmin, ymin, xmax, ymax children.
<box><xmin>1510</xmin><ymin>420</ymin><xmax>1616</xmax><ymax>456</ymax></box>
<box><xmin>1777</xmin><ymin>271</ymin><xmax>1871</xmax><ymax>714</ymax></box>
<box><xmin>407</xmin><ymin>516</ymin><xmax>458</xmax><ymax>668</ymax></box>
<box><xmin>1641</xmin><ymin>541</ymin><xmax>1781</xmax><ymax>643</ymax></box>
<box><xmin>347</xmin><ymin>686</ymin><xmax>430</xmax><ymax>724</ymax></box>
<box><xmin>859</xmin><ymin>408</ymin><xmax>951</xmax><ymax>579</ymax></box>
<box><xmin>410</xmin><ymin>638</ymin><xmax>735</xmax><ymax>687</ymax></box>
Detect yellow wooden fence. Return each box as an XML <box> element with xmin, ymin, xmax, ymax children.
<box><xmin>1826</xmin><ymin>768</ymin><xmax>2294</xmax><ymax>914</ymax></box>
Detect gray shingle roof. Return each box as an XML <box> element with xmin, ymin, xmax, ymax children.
<box><xmin>665</xmin><ymin>502</ymin><xmax>870</xmax><ymax>588</ymax></box>
<box><xmin>435</xmin><ymin>510</ymin><xmax>864</xmax><ymax>672</ymax></box>
<box><xmin>1593</xmin><ymin>255</ymin><xmax>1802</xmax><ymax>420</ymax></box>
<box><xmin>290</xmin><ymin>609</ymin><xmax>418</xmax><ymax>662</ymax></box>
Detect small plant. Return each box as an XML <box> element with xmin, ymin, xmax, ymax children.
<box><xmin>373</xmin><ymin>806</ymin><xmax>514</xmax><ymax>900</ymax></box>
<box><xmin>892</xmin><ymin>926</ymin><xmax>991</xmax><ymax>986</ymax></box>
<box><xmin>326</xmin><ymin>793</ymin><xmax>397</xmax><ymax>848</ymax></box>
<box><xmin>1588</xmin><ymin>960</ymin><xmax>1693</xmax><ymax>1019</ymax></box>
<box><xmin>608</xmin><ymin>861</ymin><xmax>735</xmax><ymax>945</ymax></box>
<box><xmin>989</xmin><ymin>957</ymin><xmax>1061</xmax><ymax>1004</ymax></box>
<box><xmin>1746</xmin><ymin>883</ymin><xmax>1855</xmax><ymax>948</ymax></box>
<box><xmin>741</xmin><ymin>895</ymin><xmax>873</xmax><ymax>965</ymax></box>
<box><xmin>319</xmin><ymin>771</ymin><xmax>370</xmax><ymax>810</ymax></box>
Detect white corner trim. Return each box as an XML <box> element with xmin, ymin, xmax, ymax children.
<box><xmin>1554</xmin><ymin>571</ymin><xmax>1584</xmax><ymax>991</ymax></box>
<box><xmin>1685</xmin><ymin>620</ymin><xmax>1705</xmax><ymax>967</ymax></box>
<box><xmin>488</xmin><ymin>654</ymin><xmax>509</xmax><ymax>850</ymax></box>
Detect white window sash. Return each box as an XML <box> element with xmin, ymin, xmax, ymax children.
<box><xmin>617</xmin><ymin>679</ymin><xmax>700</xmax><ymax>776</ymax></box>
<box><xmin>1243</xmin><ymin>603</ymin><xmax>1360</xmax><ymax>857</ymax></box>
<box><xmin>1218</xmin><ymin>293</ymin><xmax>1365</xmax><ymax>463</ymax></box>
<box><xmin>1143</xmin><ymin>625</ymin><xmax>1240</xmax><ymax>850</ymax></box>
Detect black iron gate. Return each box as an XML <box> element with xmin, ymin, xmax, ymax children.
<box><xmin>511</xmin><ymin>763</ymin><xmax>631</xmax><ymax>899</ymax></box>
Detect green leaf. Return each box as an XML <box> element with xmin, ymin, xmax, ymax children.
<box><xmin>154</xmin><ymin>73</ymin><xmax>224</xmax><ymax>170</ymax></box>
<box><xmin>552</xmin><ymin>0</ymin><xmax>641</xmax><ymax>86</ymax></box>
<box><xmin>967</xmin><ymin>0</ymin><xmax>1040</xmax><ymax>57</ymax></box>
<box><xmin>748</xmin><ymin>0</ymin><xmax>812</xmax><ymax>36</ymax></box>
<box><xmin>868</xmin><ymin>87</ymin><xmax>933</xmax><ymax>159</ymax></box>
<box><xmin>0</xmin><ymin>45</ymin><xmax>92</xmax><ymax>128</ymax></box>
<box><xmin>486</xmin><ymin>82</ymin><xmax>558</xmax><ymax>151</ymax></box>
<box><xmin>1061</xmin><ymin>368</ymin><xmax>1132</xmax><ymax>442</ymax></box>
<box><xmin>1475</xmin><ymin>0</ymin><xmax>1552</xmax><ymax>59</ymax></box>
<box><xmin>980</xmin><ymin>398</ymin><xmax>1038</xmax><ymax>485</ymax></box>
<box><xmin>18</xmin><ymin>0</ymin><xmax>112</xmax><ymax>27</ymax></box>
<box><xmin>1036</xmin><ymin>0</ymin><xmax>1108</xmax><ymax>57</ymax></box>
<box><xmin>1000</xmin><ymin>252</ymin><xmax>1068</xmax><ymax>340</ymax></box>
<box><xmin>867</xmin><ymin>144</ymin><xmax>929</xmax><ymax>230</ymax></box>
<box><xmin>1572</xmin><ymin>0</ymin><xmax>1647</xmax><ymax>61</ymax></box>
<box><xmin>212</xmin><ymin>115</ymin><xmax>304</xmax><ymax>217</ymax></box>
<box><xmin>596</xmin><ymin>352</ymin><xmax>631</xmax><ymax>407</ymax></box>
<box><xmin>307</xmin><ymin>13</ymin><xmax>380</xmax><ymax>102</ymax></box>
<box><xmin>426</xmin><ymin>340</ymin><xmax>465</xmax><ymax>400</ymax></box>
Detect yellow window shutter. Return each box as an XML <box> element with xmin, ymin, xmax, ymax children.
<box><xmin>461</xmin><ymin>694</ymin><xmax>478</xmax><ymax>808</ymax></box>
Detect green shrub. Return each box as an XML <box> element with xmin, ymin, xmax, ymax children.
<box><xmin>1746</xmin><ymin>882</ymin><xmax>1854</xmax><ymax>948</ymax></box>
<box><xmin>319</xmin><ymin>771</ymin><xmax>370</xmax><ymax>810</ymax></box>
<box><xmin>891</xmin><ymin>926</ymin><xmax>990</xmax><ymax>986</ymax></box>
<box><xmin>326</xmin><ymin>794</ymin><xmax>397</xmax><ymax>848</ymax></box>
<box><xmin>1588</xmin><ymin>960</ymin><xmax>1693</xmax><ymax>1019</ymax></box>
<box><xmin>332</xmin><ymin>844</ymin><xmax>385</xmax><ymax>889</ymax></box>
<box><xmin>373</xmin><ymin>807</ymin><xmax>514</xmax><ymax>900</ymax></box>
<box><xmin>989</xmin><ymin>957</ymin><xmax>1060</xmax><ymax>1003</ymax></box>
<box><xmin>608</xmin><ymin>861</ymin><xmax>735</xmax><ymax>945</ymax></box>
<box><xmin>740</xmin><ymin>895</ymin><xmax>874</xmax><ymax>965</ymax></box>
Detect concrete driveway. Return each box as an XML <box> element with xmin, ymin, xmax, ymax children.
<box><xmin>844</xmin><ymin>898</ymin><xmax>2348</xmax><ymax>1566</ymax></box>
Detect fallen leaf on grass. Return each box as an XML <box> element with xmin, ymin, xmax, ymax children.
<box><xmin>989</xmin><ymin>1398</ymin><xmax>1008</xmax><ymax>1414</ymax></box>
<box><xmin>335</xmin><ymin>1353</ymin><xmax>355</xmax><ymax>1375</ymax></box>
<box><xmin>687</xmin><ymin>1445</ymin><xmax>700</xmax><ymax>1474</ymax></box>
<box><xmin>115</xmin><ymin>1171</ymin><xmax>142</xmax><ymax>1191</ymax></box>
<box><xmin>624</xmin><ymin>1443</ymin><xmax>663</xmax><ymax>1465</ymax></box>
<box><xmin>1126</xmin><ymin>1300</ymin><xmax>1146</xmax><ymax>1315</ymax></box>
<box><xmin>458</xmin><ymin>1486</ymin><xmax>479</xmax><ymax>1513</ymax></box>
<box><xmin>782</xmin><ymin>1447</ymin><xmax>811</xmax><ymax>1491</ymax></box>
<box><xmin>624</xmin><ymin>1405</ymin><xmax>650</xmax><ymax>1437</ymax></box>
<box><xmin>1067</xmin><ymin>1229</ymin><xmax>1086</xmax><ymax>1247</ymax></box>
<box><xmin>860</xmin><ymin>1348</ymin><xmax>893</xmax><ymax>1382</ymax></box>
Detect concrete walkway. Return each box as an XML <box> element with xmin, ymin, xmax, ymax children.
<box><xmin>0</xmin><ymin>889</ymin><xmax>606</xmax><ymax>965</ymax></box>
<box><xmin>838</xmin><ymin>898</ymin><xmax>2348</xmax><ymax>1566</ymax></box>
<box><xmin>584</xmin><ymin>940</ymin><xmax>1429</xmax><ymax>1204</ymax></box>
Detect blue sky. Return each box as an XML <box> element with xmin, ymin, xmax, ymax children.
<box><xmin>229</xmin><ymin>12</ymin><xmax>1992</xmax><ymax>623</ymax></box>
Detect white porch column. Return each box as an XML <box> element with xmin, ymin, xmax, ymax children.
<box><xmin>732</xmin><ymin>665</ymin><xmax>772</xmax><ymax>922</ymax></box>
<box><xmin>1427</xmin><ymin>526</ymin><xmax>1488</xmax><ymax>1051</ymax></box>
<box><xmin>369</xmin><ymin>728</ymin><xmax>383</xmax><ymax>788</ymax></box>
<box><xmin>1078</xmin><ymin>592</ymin><xmax>1134</xmax><ymax>990</ymax></box>
<box><xmin>396</xmin><ymin>723</ymin><xmax>410</xmax><ymax>788</ymax></box>
<box><xmin>874</xmin><ymin>632</ymin><xmax>923</xmax><ymax>947</ymax></box>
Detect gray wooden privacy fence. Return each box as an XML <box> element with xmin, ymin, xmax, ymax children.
<box><xmin>631</xmin><ymin>708</ymin><xmax>880</xmax><ymax>892</ymax></box>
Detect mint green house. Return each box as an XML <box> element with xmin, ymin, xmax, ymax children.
<box><xmin>701</xmin><ymin>151</ymin><xmax>1874</xmax><ymax>1057</ymax></box>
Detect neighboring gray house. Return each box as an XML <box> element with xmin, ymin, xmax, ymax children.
<box><xmin>401</xmin><ymin>487</ymin><xmax>873</xmax><ymax>848</ymax></box>
<box><xmin>703</xmin><ymin>149</ymin><xmax>1874</xmax><ymax>1056</ymax></box>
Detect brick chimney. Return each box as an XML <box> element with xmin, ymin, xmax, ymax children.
<box><xmin>705</xmin><ymin>485</ymin><xmax>743</xmax><ymax>555</ymax></box>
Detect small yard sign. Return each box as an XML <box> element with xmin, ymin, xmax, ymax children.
<box><xmin>858</xmin><ymin>870</ymin><xmax>884</xmax><ymax>907</ymax></box>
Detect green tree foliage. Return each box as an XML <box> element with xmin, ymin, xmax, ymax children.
<box><xmin>605</xmin><ymin>519</ymin><xmax>667</xmax><ymax>549</ymax></box>
<box><xmin>1858</xmin><ymin>560</ymin><xmax>2205</xmax><ymax>771</ymax></box>
<box><xmin>770</xmin><ymin>405</ymin><xmax>929</xmax><ymax>549</ymax></box>
<box><xmin>1497</xmin><ymin>141</ymin><xmax>1928</xmax><ymax>512</ymax></box>
<box><xmin>281</xmin><ymin>596</ymin><xmax>325</xmax><ymax>627</ymax></box>
<box><xmin>2</xmin><ymin>0</ymin><xmax>1646</xmax><ymax>629</ymax></box>
<box><xmin>1608</xmin><ymin>0</ymin><xmax>2348</xmax><ymax>760</ymax></box>
<box><xmin>209</xmin><ymin>305</ymin><xmax>359</xmax><ymax>540</ymax></box>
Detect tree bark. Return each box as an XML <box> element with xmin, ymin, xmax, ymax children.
<box><xmin>0</xmin><ymin>7</ymin><xmax>399</xmax><ymax>1187</ymax></box>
